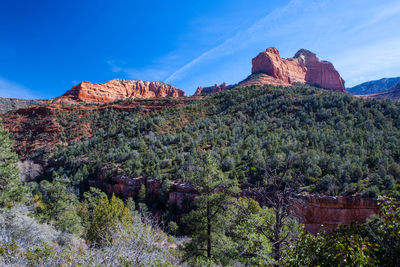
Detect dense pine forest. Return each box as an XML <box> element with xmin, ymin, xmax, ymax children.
<box><xmin>1</xmin><ymin>84</ymin><xmax>400</xmax><ymax>265</ymax></box>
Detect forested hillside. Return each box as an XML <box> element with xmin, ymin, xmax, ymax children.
<box><xmin>46</xmin><ymin>84</ymin><xmax>400</xmax><ymax>198</ymax></box>
<box><xmin>2</xmin><ymin>84</ymin><xmax>400</xmax><ymax>265</ymax></box>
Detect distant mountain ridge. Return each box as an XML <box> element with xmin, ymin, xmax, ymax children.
<box><xmin>359</xmin><ymin>82</ymin><xmax>400</xmax><ymax>102</ymax></box>
<box><xmin>347</xmin><ymin>77</ymin><xmax>400</xmax><ymax>95</ymax></box>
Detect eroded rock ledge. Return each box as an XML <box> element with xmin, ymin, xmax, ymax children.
<box><xmin>90</xmin><ymin>171</ymin><xmax>378</xmax><ymax>235</ymax></box>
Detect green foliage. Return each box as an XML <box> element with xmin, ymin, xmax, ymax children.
<box><xmin>87</xmin><ymin>194</ymin><xmax>133</xmax><ymax>246</ymax></box>
<box><xmin>35</xmin><ymin>174</ymin><xmax>83</xmax><ymax>235</ymax></box>
<box><xmin>0</xmin><ymin>122</ymin><xmax>28</xmax><ymax>207</ymax></box>
<box><xmin>45</xmin><ymin>84</ymin><xmax>400</xmax><ymax>199</ymax></box>
<box><xmin>182</xmin><ymin>151</ymin><xmax>239</xmax><ymax>265</ymax></box>
<box><xmin>230</xmin><ymin>197</ymin><xmax>301</xmax><ymax>265</ymax></box>
<box><xmin>285</xmin><ymin>198</ymin><xmax>400</xmax><ymax>266</ymax></box>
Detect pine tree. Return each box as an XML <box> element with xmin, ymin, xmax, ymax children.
<box><xmin>183</xmin><ymin>151</ymin><xmax>239</xmax><ymax>264</ymax></box>
<box><xmin>0</xmin><ymin>122</ymin><xmax>28</xmax><ymax>207</ymax></box>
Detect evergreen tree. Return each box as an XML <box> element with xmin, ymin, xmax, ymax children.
<box><xmin>36</xmin><ymin>175</ymin><xmax>83</xmax><ymax>235</ymax></box>
<box><xmin>87</xmin><ymin>194</ymin><xmax>133</xmax><ymax>246</ymax></box>
<box><xmin>0</xmin><ymin>122</ymin><xmax>28</xmax><ymax>207</ymax></box>
<box><xmin>183</xmin><ymin>151</ymin><xmax>239</xmax><ymax>264</ymax></box>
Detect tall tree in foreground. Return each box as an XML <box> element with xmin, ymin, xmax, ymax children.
<box><xmin>0</xmin><ymin>121</ymin><xmax>28</xmax><ymax>207</ymax></box>
<box><xmin>236</xmin><ymin>152</ymin><xmax>302</xmax><ymax>265</ymax></box>
<box><xmin>183</xmin><ymin>151</ymin><xmax>239</xmax><ymax>265</ymax></box>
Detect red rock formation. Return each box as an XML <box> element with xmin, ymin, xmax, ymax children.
<box><xmin>294</xmin><ymin>195</ymin><xmax>379</xmax><ymax>234</ymax></box>
<box><xmin>54</xmin><ymin>79</ymin><xmax>185</xmax><ymax>103</ymax></box>
<box><xmin>250</xmin><ymin>47</ymin><xmax>345</xmax><ymax>92</ymax></box>
<box><xmin>89</xmin><ymin>173</ymin><xmax>379</xmax><ymax>235</ymax></box>
<box><xmin>194</xmin><ymin>83</ymin><xmax>234</xmax><ymax>95</ymax></box>
<box><xmin>357</xmin><ymin>82</ymin><xmax>400</xmax><ymax>102</ymax></box>
<box><xmin>195</xmin><ymin>47</ymin><xmax>346</xmax><ymax>95</ymax></box>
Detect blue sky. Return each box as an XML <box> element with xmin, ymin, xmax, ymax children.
<box><xmin>1</xmin><ymin>0</ymin><xmax>400</xmax><ymax>98</ymax></box>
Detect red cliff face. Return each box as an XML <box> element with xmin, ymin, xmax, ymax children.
<box><xmin>90</xmin><ymin>173</ymin><xmax>379</xmax><ymax>235</ymax></box>
<box><xmin>294</xmin><ymin>195</ymin><xmax>379</xmax><ymax>234</ymax></box>
<box><xmin>250</xmin><ymin>47</ymin><xmax>346</xmax><ymax>92</ymax></box>
<box><xmin>194</xmin><ymin>83</ymin><xmax>234</xmax><ymax>95</ymax></box>
<box><xmin>195</xmin><ymin>47</ymin><xmax>346</xmax><ymax>95</ymax></box>
<box><xmin>55</xmin><ymin>79</ymin><xmax>185</xmax><ymax>103</ymax></box>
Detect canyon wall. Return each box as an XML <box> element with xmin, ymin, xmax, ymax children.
<box><xmin>91</xmin><ymin>173</ymin><xmax>379</xmax><ymax>235</ymax></box>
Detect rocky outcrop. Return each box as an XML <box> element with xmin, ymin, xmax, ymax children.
<box><xmin>194</xmin><ymin>83</ymin><xmax>235</xmax><ymax>95</ymax></box>
<box><xmin>250</xmin><ymin>47</ymin><xmax>345</xmax><ymax>92</ymax></box>
<box><xmin>0</xmin><ymin>98</ymin><xmax>41</xmax><ymax>114</ymax></box>
<box><xmin>195</xmin><ymin>47</ymin><xmax>346</xmax><ymax>95</ymax></box>
<box><xmin>294</xmin><ymin>195</ymin><xmax>379</xmax><ymax>234</ymax></box>
<box><xmin>55</xmin><ymin>79</ymin><xmax>185</xmax><ymax>103</ymax></box>
<box><xmin>89</xmin><ymin>170</ymin><xmax>198</xmax><ymax>213</ymax></box>
<box><xmin>358</xmin><ymin>82</ymin><xmax>400</xmax><ymax>102</ymax></box>
<box><xmin>90</xmin><ymin>173</ymin><xmax>379</xmax><ymax>235</ymax></box>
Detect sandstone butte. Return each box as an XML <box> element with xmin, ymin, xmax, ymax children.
<box><xmin>53</xmin><ymin>79</ymin><xmax>185</xmax><ymax>104</ymax></box>
<box><xmin>195</xmin><ymin>47</ymin><xmax>346</xmax><ymax>95</ymax></box>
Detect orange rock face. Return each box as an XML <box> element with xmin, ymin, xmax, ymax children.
<box><xmin>294</xmin><ymin>195</ymin><xmax>379</xmax><ymax>234</ymax></box>
<box><xmin>251</xmin><ymin>47</ymin><xmax>346</xmax><ymax>92</ymax></box>
<box><xmin>196</xmin><ymin>47</ymin><xmax>346</xmax><ymax>95</ymax></box>
<box><xmin>55</xmin><ymin>79</ymin><xmax>185</xmax><ymax>103</ymax></box>
<box><xmin>194</xmin><ymin>83</ymin><xmax>234</xmax><ymax>95</ymax></box>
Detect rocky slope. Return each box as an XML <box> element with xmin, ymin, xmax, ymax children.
<box><xmin>348</xmin><ymin>77</ymin><xmax>400</xmax><ymax>95</ymax></box>
<box><xmin>195</xmin><ymin>47</ymin><xmax>346</xmax><ymax>95</ymax></box>
<box><xmin>54</xmin><ymin>79</ymin><xmax>185</xmax><ymax>103</ymax></box>
<box><xmin>0</xmin><ymin>97</ymin><xmax>42</xmax><ymax>114</ymax></box>
<box><xmin>0</xmin><ymin>97</ymin><xmax>195</xmax><ymax>160</ymax></box>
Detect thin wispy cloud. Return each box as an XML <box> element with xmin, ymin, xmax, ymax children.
<box><xmin>107</xmin><ymin>60</ymin><xmax>170</xmax><ymax>82</ymax></box>
<box><xmin>106</xmin><ymin>0</ymin><xmax>400</xmax><ymax>93</ymax></box>
<box><xmin>0</xmin><ymin>77</ymin><xmax>40</xmax><ymax>99</ymax></box>
<box><xmin>165</xmin><ymin>0</ymin><xmax>301</xmax><ymax>84</ymax></box>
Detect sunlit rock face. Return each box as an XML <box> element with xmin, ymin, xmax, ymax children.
<box><xmin>196</xmin><ymin>47</ymin><xmax>346</xmax><ymax>95</ymax></box>
<box><xmin>249</xmin><ymin>47</ymin><xmax>346</xmax><ymax>92</ymax></box>
<box><xmin>56</xmin><ymin>79</ymin><xmax>185</xmax><ymax>103</ymax></box>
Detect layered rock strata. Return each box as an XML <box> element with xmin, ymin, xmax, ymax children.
<box><xmin>250</xmin><ymin>47</ymin><xmax>345</xmax><ymax>92</ymax></box>
<box><xmin>55</xmin><ymin>79</ymin><xmax>185</xmax><ymax>103</ymax></box>
<box><xmin>91</xmin><ymin>173</ymin><xmax>379</xmax><ymax>235</ymax></box>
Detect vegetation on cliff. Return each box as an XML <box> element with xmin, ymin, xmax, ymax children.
<box><xmin>43</xmin><ymin>84</ymin><xmax>400</xmax><ymax>199</ymax></box>
<box><xmin>2</xmin><ymin>83</ymin><xmax>400</xmax><ymax>265</ymax></box>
